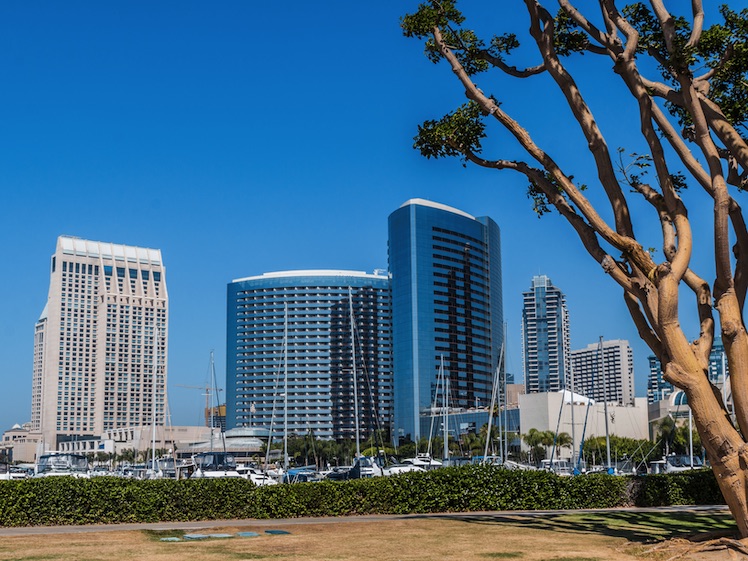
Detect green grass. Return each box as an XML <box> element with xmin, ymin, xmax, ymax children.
<box><xmin>547</xmin><ymin>510</ymin><xmax>736</xmax><ymax>542</ymax></box>
<box><xmin>480</xmin><ymin>553</ymin><xmax>524</xmax><ymax>559</ymax></box>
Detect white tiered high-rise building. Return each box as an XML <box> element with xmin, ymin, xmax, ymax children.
<box><xmin>32</xmin><ymin>236</ymin><xmax>168</xmax><ymax>449</ymax></box>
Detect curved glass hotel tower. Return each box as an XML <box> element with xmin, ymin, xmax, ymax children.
<box><xmin>388</xmin><ymin>199</ymin><xmax>503</xmax><ymax>444</ymax></box>
<box><xmin>226</xmin><ymin>270</ymin><xmax>392</xmax><ymax>441</ymax></box>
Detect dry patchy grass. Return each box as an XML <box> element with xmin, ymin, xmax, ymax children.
<box><xmin>0</xmin><ymin>517</ymin><xmax>650</xmax><ymax>561</ymax></box>
<box><xmin>0</xmin><ymin>510</ymin><xmax>737</xmax><ymax>561</ymax></box>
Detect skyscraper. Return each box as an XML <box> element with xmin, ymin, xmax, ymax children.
<box><xmin>225</xmin><ymin>270</ymin><xmax>392</xmax><ymax>441</ymax></box>
<box><xmin>388</xmin><ymin>199</ymin><xmax>503</xmax><ymax>444</ymax></box>
<box><xmin>570</xmin><ymin>339</ymin><xmax>634</xmax><ymax>405</ymax></box>
<box><xmin>32</xmin><ymin>236</ymin><xmax>168</xmax><ymax>448</ymax></box>
<box><xmin>522</xmin><ymin>275</ymin><xmax>571</xmax><ymax>394</ymax></box>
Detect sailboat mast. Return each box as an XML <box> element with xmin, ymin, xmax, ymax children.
<box><xmin>570</xmin><ymin>361</ymin><xmax>576</xmax><ymax>467</ymax></box>
<box><xmin>599</xmin><ymin>336</ymin><xmax>612</xmax><ymax>470</ymax></box>
<box><xmin>349</xmin><ymin>288</ymin><xmax>360</xmax><ymax>459</ymax></box>
<box><xmin>283</xmin><ymin>304</ymin><xmax>289</xmax><ymax>472</ymax></box>
<box><xmin>442</xmin><ymin>356</ymin><xmax>448</xmax><ymax>462</ymax></box>
<box><xmin>151</xmin><ymin>364</ymin><xmax>157</xmax><ymax>470</ymax></box>
<box><xmin>484</xmin><ymin>341</ymin><xmax>504</xmax><ymax>461</ymax></box>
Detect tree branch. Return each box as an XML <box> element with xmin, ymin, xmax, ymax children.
<box><xmin>524</xmin><ymin>1</ymin><xmax>636</xmax><ymax>239</ymax></box>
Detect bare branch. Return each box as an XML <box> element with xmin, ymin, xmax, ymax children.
<box><xmin>558</xmin><ymin>1</ymin><xmax>611</xmax><ymax>50</ymax></box>
<box><xmin>475</xmin><ymin>51</ymin><xmax>546</xmax><ymax>77</ymax></box>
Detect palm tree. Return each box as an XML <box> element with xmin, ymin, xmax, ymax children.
<box><xmin>554</xmin><ymin>432</ymin><xmax>573</xmax><ymax>457</ymax></box>
<box><xmin>522</xmin><ymin>428</ymin><xmax>546</xmax><ymax>465</ymax></box>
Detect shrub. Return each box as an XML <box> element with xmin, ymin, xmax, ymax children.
<box><xmin>0</xmin><ymin>466</ymin><xmax>724</xmax><ymax>527</ymax></box>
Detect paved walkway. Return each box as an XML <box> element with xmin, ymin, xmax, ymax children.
<box><xmin>0</xmin><ymin>505</ymin><xmax>728</xmax><ymax>536</ymax></box>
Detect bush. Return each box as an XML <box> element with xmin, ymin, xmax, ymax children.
<box><xmin>0</xmin><ymin>466</ymin><xmax>724</xmax><ymax>527</ymax></box>
<box><xmin>632</xmin><ymin>469</ymin><xmax>724</xmax><ymax>507</ymax></box>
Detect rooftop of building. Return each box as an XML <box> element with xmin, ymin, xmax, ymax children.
<box><xmin>58</xmin><ymin>236</ymin><xmax>162</xmax><ymax>266</ymax></box>
<box><xmin>399</xmin><ymin>198</ymin><xmax>476</xmax><ymax>220</ymax></box>
<box><xmin>232</xmin><ymin>269</ymin><xmax>389</xmax><ymax>284</ymax></box>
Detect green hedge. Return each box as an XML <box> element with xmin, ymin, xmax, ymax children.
<box><xmin>631</xmin><ymin>469</ymin><xmax>724</xmax><ymax>507</ymax></box>
<box><xmin>0</xmin><ymin>465</ymin><xmax>723</xmax><ymax>527</ymax></box>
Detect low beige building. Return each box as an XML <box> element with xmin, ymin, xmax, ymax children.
<box><xmin>519</xmin><ymin>391</ymin><xmax>649</xmax><ymax>461</ymax></box>
<box><xmin>1</xmin><ymin>424</ymin><xmax>43</xmax><ymax>463</ymax></box>
<box><xmin>57</xmin><ymin>425</ymin><xmax>213</xmax><ymax>458</ymax></box>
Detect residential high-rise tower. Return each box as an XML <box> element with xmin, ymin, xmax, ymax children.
<box><xmin>225</xmin><ymin>270</ymin><xmax>392</xmax><ymax>442</ymax></box>
<box><xmin>32</xmin><ymin>236</ymin><xmax>168</xmax><ymax>448</ymax></box>
<box><xmin>569</xmin><ymin>339</ymin><xmax>635</xmax><ymax>405</ymax></box>
<box><xmin>521</xmin><ymin>275</ymin><xmax>571</xmax><ymax>394</ymax></box>
<box><xmin>388</xmin><ymin>199</ymin><xmax>503</xmax><ymax>444</ymax></box>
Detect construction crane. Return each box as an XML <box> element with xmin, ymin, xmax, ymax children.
<box><xmin>174</xmin><ymin>384</ymin><xmax>222</xmax><ymax>427</ymax></box>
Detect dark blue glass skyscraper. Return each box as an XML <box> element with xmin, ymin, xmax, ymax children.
<box><xmin>388</xmin><ymin>199</ymin><xmax>503</xmax><ymax>443</ymax></box>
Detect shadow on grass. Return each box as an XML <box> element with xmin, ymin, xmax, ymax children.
<box><xmin>434</xmin><ymin>509</ymin><xmax>736</xmax><ymax>544</ymax></box>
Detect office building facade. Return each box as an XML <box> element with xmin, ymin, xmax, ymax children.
<box><xmin>226</xmin><ymin>270</ymin><xmax>392</xmax><ymax>442</ymax></box>
<box><xmin>569</xmin><ymin>339</ymin><xmax>634</xmax><ymax>405</ymax></box>
<box><xmin>522</xmin><ymin>275</ymin><xmax>571</xmax><ymax>394</ymax></box>
<box><xmin>388</xmin><ymin>199</ymin><xmax>503</xmax><ymax>444</ymax></box>
<box><xmin>32</xmin><ymin>236</ymin><xmax>168</xmax><ymax>448</ymax></box>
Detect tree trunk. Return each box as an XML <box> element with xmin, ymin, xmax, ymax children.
<box><xmin>671</xmin><ymin>367</ymin><xmax>748</xmax><ymax>537</ymax></box>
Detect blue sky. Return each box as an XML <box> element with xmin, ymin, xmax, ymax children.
<box><xmin>1</xmin><ymin>1</ymin><xmax>744</xmax><ymax>431</ymax></box>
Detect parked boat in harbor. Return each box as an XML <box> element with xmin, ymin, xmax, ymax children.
<box><xmin>35</xmin><ymin>452</ymin><xmax>90</xmax><ymax>478</ymax></box>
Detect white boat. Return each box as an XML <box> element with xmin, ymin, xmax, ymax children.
<box><xmin>540</xmin><ymin>458</ymin><xmax>574</xmax><ymax>476</ymax></box>
<box><xmin>382</xmin><ymin>460</ymin><xmax>426</xmax><ymax>476</ymax></box>
<box><xmin>661</xmin><ymin>454</ymin><xmax>704</xmax><ymax>473</ymax></box>
<box><xmin>237</xmin><ymin>465</ymin><xmax>278</xmax><ymax>486</ymax></box>
<box><xmin>35</xmin><ymin>452</ymin><xmax>90</xmax><ymax>478</ymax></box>
<box><xmin>502</xmin><ymin>460</ymin><xmax>537</xmax><ymax>471</ymax></box>
<box><xmin>144</xmin><ymin>456</ymin><xmax>178</xmax><ymax>479</ymax></box>
<box><xmin>400</xmin><ymin>453</ymin><xmax>443</xmax><ymax>470</ymax></box>
<box><xmin>190</xmin><ymin>451</ymin><xmax>242</xmax><ymax>478</ymax></box>
<box><xmin>0</xmin><ymin>465</ymin><xmax>28</xmax><ymax>480</ymax></box>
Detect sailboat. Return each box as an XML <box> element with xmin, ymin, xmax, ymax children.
<box><xmin>191</xmin><ymin>351</ymin><xmax>242</xmax><ymax>479</ymax></box>
<box><xmin>399</xmin><ymin>357</ymin><xmax>447</xmax><ymax>471</ymax></box>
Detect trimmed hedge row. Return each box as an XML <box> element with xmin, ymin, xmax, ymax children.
<box><xmin>0</xmin><ymin>465</ymin><xmax>724</xmax><ymax>527</ymax></box>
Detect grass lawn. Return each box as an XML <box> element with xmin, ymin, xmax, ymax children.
<box><xmin>0</xmin><ymin>509</ymin><xmax>736</xmax><ymax>561</ymax></box>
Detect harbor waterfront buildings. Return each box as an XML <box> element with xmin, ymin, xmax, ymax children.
<box><xmin>522</xmin><ymin>275</ymin><xmax>571</xmax><ymax>394</ymax></box>
<box><xmin>570</xmin><ymin>339</ymin><xmax>635</xmax><ymax>406</ymax></box>
<box><xmin>225</xmin><ymin>270</ymin><xmax>392</xmax><ymax>442</ymax></box>
<box><xmin>388</xmin><ymin>199</ymin><xmax>503</xmax><ymax>444</ymax></box>
<box><xmin>519</xmin><ymin>391</ymin><xmax>649</xmax><ymax>461</ymax></box>
<box><xmin>32</xmin><ymin>236</ymin><xmax>168</xmax><ymax>450</ymax></box>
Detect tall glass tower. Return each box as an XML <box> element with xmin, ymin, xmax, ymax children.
<box><xmin>521</xmin><ymin>275</ymin><xmax>571</xmax><ymax>394</ymax></box>
<box><xmin>388</xmin><ymin>199</ymin><xmax>503</xmax><ymax>444</ymax></box>
<box><xmin>226</xmin><ymin>270</ymin><xmax>392</xmax><ymax>442</ymax></box>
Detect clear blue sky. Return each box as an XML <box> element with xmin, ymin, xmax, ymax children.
<box><xmin>1</xmin><ymin>1</ymin><xmax>744</xmax><ymax>431</ymax></box>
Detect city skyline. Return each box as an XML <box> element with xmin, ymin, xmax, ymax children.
<box><xmin>0</xmin><ymin>2</ymin><xmax>719</xmax><ymax>433</ymax></box>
